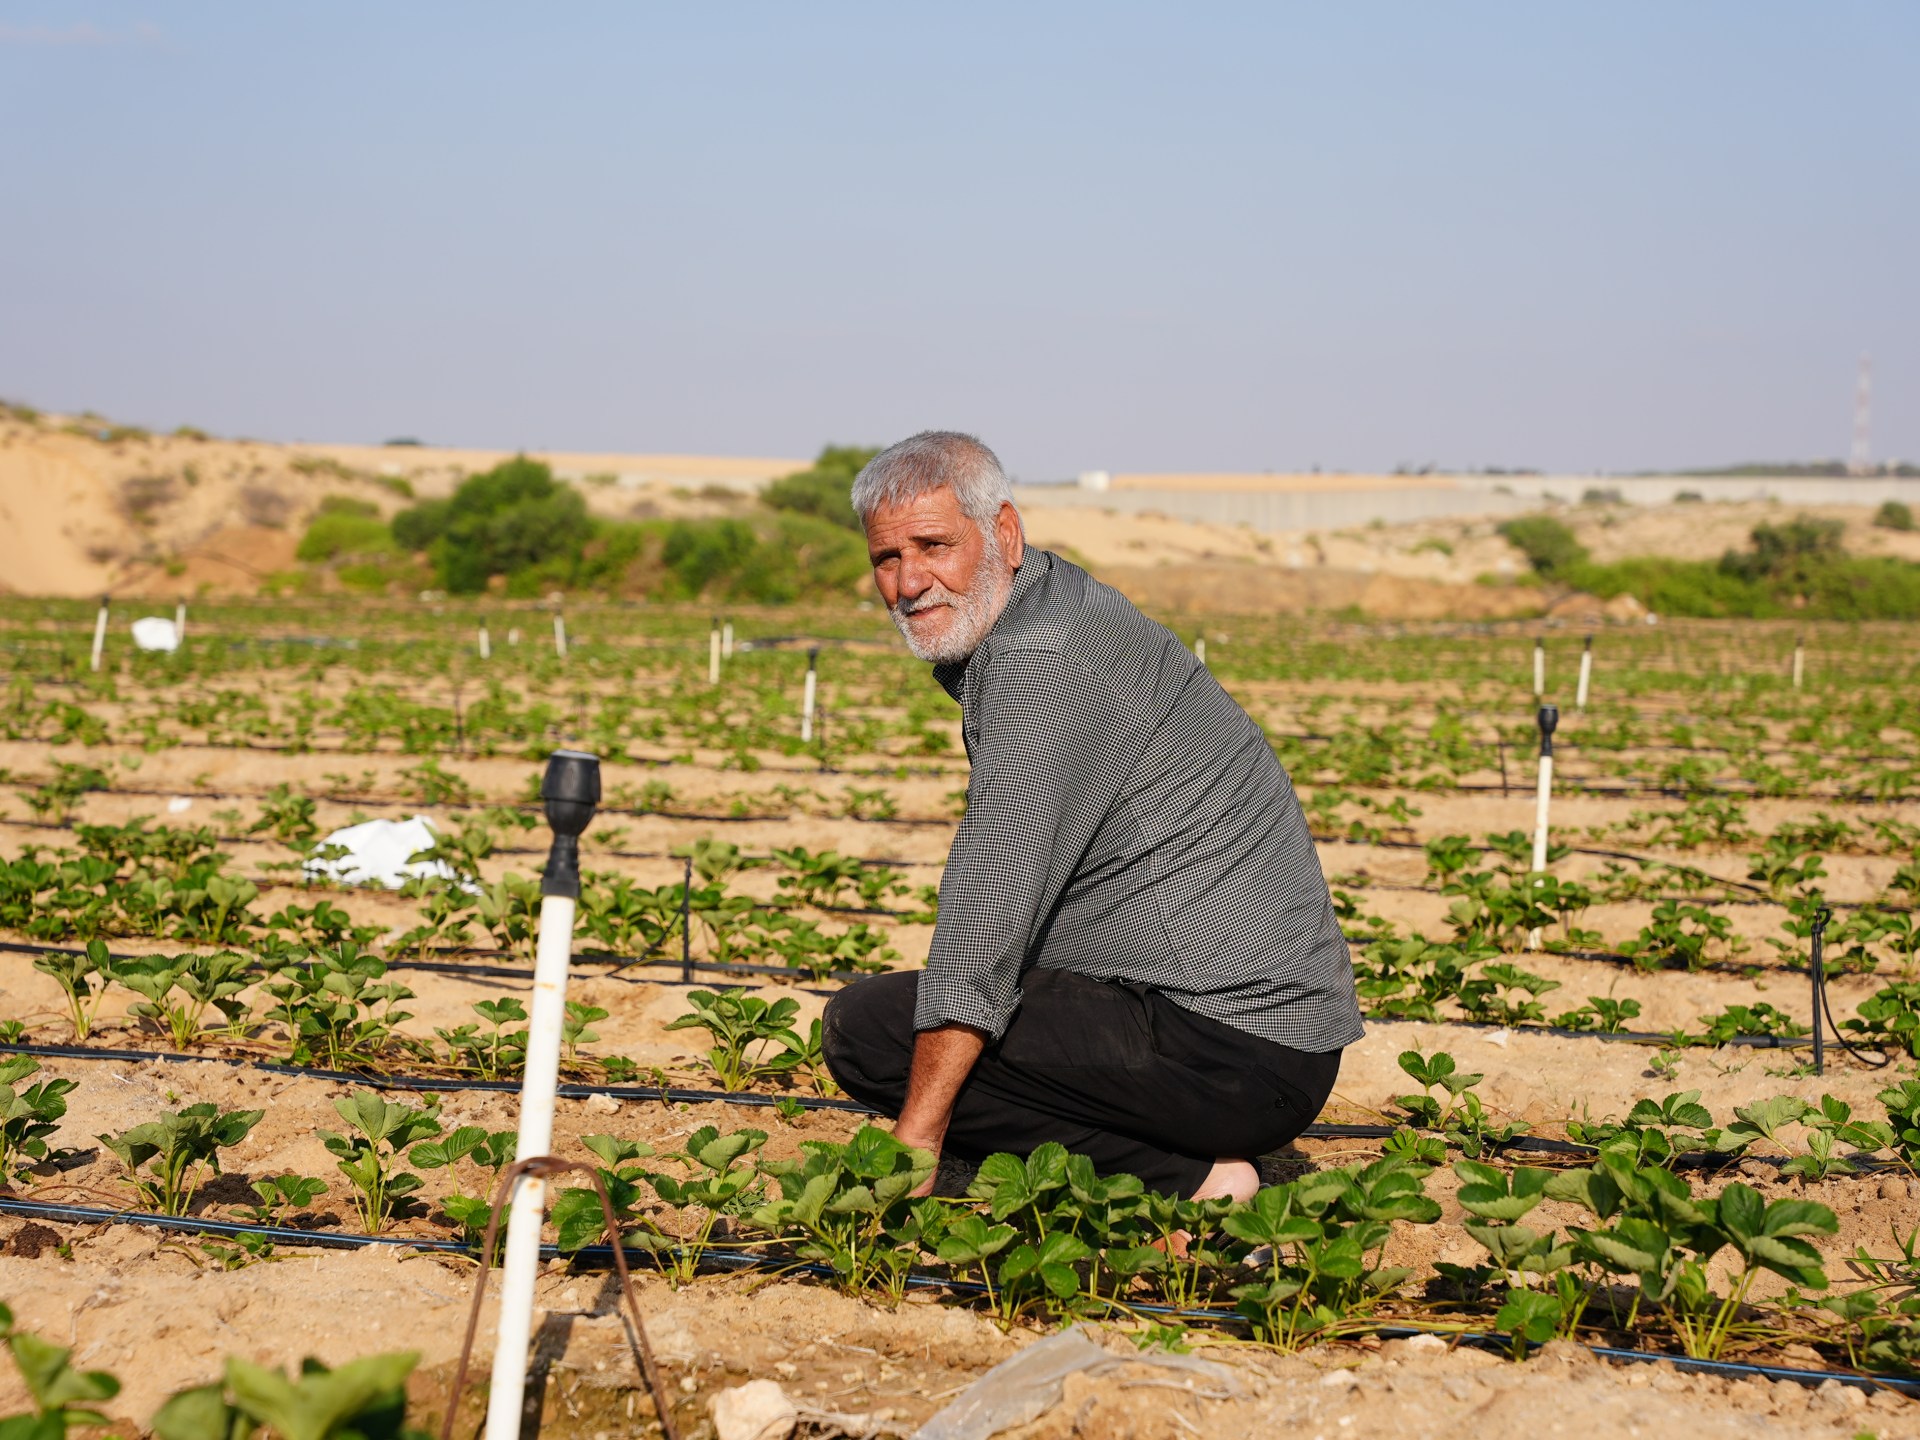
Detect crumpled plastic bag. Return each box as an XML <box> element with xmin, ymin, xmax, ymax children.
<box><xmin>130</xmin><ymin>616</ymin><xmax>179</xmax><ymax>652</ymax></box>
<box><xmin>302</xmin><ymin>815</ymin><xmax>459</xmax><ymax>889</ymax></box>
<box><xmin>909</xmin><ymin>1327</ymin><xmax>1241</xmax><ymax>1440</ymax></box>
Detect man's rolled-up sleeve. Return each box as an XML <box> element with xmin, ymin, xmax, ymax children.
<box><xmin>914</xmin><ymin>647</ymin><xmax>1130</xmax><ymax>1038</ymax></box>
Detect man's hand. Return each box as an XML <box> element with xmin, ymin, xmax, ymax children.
<box><xmin>894</xmin><ymin>1022</ymin><xmax>987</xmax><ymax>1195</ymax></box>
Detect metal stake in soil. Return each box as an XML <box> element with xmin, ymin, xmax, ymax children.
<box><xmin>1526</xmin><ymin>703</ymin><xmax>1558</xmax><ymax>951</ymax></box>
<box><xmin>484</xmin><ymin>749</ymin><xmax>599</xmax><ymax>1440</ymax></box>
<box><xmin>801</xmin><ymin>646</ymin><xmax>819</xmax><ymax>744</ymax></box>
<box><xmin>1576</xmin><ymin>635</ymin><xmax>1593</xmax><ymax>711</ymax></box>
<box><xmin>89</xmin><ymin>595</ymin><xmax>109</xmax><ymax>673</ymax></box>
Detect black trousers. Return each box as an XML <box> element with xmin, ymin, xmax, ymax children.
<box><xmin>820</xmin><ymin>967</ymin><xmax>1342</xmax><ymax>1197</ymax></box>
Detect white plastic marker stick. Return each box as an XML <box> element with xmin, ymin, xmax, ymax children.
<box><xmin>485</xmin><ymin>750</ymin><xmax>599</xmax><ymax>1440</ymax></box>
<box><xmin>1575</xmin><ymin>635</ymin><xmax>1593</xmax><ymax>711</ymax></box>
<box><xmin>553</xmin><ymin>611</ymin><xmax>568</xmax><ymax>661</ymax></box>
<box><xmin>478</xmin><ymin>623</ymin><xmax>491</xmax><ymax>661</ymax></box>
<box><xmin>174</xmin><ymin>602</ymin><xmax>187</xmax><ymax>646</ymax></box>
<box><xmin>721</xmin><ymin>621</ymin><xmax>734</xmax><ymax>660</ymax></box>
<box><xmin>89</xmin><ymin>596</ymin><xmax>109</xmax><ymax>673</ymax></box>
<box><xmin>1195</xmin><ymin>636</ymin><xmax>1207</xmax><ymax>666</ymax></box>
<box><xmin>709</xmin><ymin>619</ymin><xmax>721</xmax><ymax>685</ymax></box>
<box><xmin>800</xmin><ymin>646</ymin><xmax>819</xmax><ymax>744</ymax></box>
<box><xmin>1526</xmin><ymin>704</ymin><xmax>1559</xmax><ymax>952</ymax></box>
<box><xmin>1792</xmin><ymin>635</ymin><xmax>1804</xmax><ymax>690</ymax></box>
<box><xmin>1533</xmin><ymin>637</ymin><xmax>1545</xmax><ymax>699</ymax></box>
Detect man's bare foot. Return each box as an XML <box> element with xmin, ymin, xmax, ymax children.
<box><xmin>1190</xmin><ymin>1158</ymin><xmax>1260</xmax><ymax>1203</ymax></box>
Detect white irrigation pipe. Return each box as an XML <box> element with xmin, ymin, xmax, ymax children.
<box><xmin>552</xmin><ymin>611</ymin><xmax>568</xmax><ymax>661</ymax></box>
<box><xmin>800</xmin><ymin>647</ymin><xmax>819</xmax><ymax>744</ymax></box>
<box><xmin>1195</xmin><ymin>636</ymin><xmax>1208</xmax><ymax>666</ymax></box>
<box><xmin>89</xmin><ymin>597</ymin><xmax>109</xmax><ymax>673</ymax></box>
<box><xmin>1575</xmin><ymin>636</ymin><xmax>1592</xmax><ymax>711</ymax></box>
<box><xmin>1526</xmin><ymin>703</ymin><xmax>1558</xmax><ymax>952</ymax></box>
<box><xmin>485</xmin><ymin>750</ymin><xmax>599</xmax><ymax>1440</ymax></box>
<box><xmin>478</xmin><ymin>623</ymin><xmax>491</xmax><ymax>661</ymax></box>
<box><xmin>1792</xmin><ymin>635</ymin><xmax>1804</xmax><ymax>690</ymax></box>
<box><xmin>174</xmin><ymin>602</ymin><xmax>187</xmax><ymax>647</ymax></box>
<box><xmin>709</xmin><ymin>619</ymin><xmax>721</xmax><ymax>685</ymax></box>
<box><xmin>721</xmin><ymin>620</ymin><xmax>734</xmax><ymax>661</ymax></box>
<box><xmin>1532</xmin><ymin>637</ymin><xmax>1545</xmax><ymax>699</ymax></box>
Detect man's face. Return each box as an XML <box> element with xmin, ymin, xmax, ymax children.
<box><xmin>864</xmin><ymin>487</ymin><xmax>1023</xmax><ymax>664</ymax></box>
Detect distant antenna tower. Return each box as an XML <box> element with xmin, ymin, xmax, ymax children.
<box><xmin>1848</xmin><ymin>353</ymin><xmax>1873</xmax><ymax>475</ymax></box>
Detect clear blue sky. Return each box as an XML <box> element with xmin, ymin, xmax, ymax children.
<box><xmin>3</xmin><ymin>3</ymin><xmax>1914</xmax><ymax>477</ymax></box>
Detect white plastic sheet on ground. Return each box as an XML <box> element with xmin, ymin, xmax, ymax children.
<box><xmin>302</xmin><ymin>815</ymin><xmax>459</xmax><ymax>889</ymax></box>
<box><xmin>908</xmin><ymin>1327</ymin><xmax>1241</xmax><ymax>1440</ymax></box>
<box><xmin>130</xmin><ymin>617</ymin><xmax>179</xmax><ymax>652</ymax></box>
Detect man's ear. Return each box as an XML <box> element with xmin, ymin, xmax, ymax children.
<box><xmin>995</xmin><ymin>501</ymin><xmax>1025</xmax><ymax>569</ymax></box>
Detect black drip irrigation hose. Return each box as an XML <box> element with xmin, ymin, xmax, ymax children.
<box><xmin>2</xmin><ymin>1197</ymin><xmax>1915</xmax><ymax>1401</ymax></box>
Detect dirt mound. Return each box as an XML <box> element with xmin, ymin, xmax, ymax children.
<box><xmin>0</xmin><ymin>414</ymin><xmax>808</xmax><ymax>600</ymax></box>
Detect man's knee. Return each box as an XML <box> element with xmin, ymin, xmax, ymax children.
<box><xmin>821</xmin><ymin>971</ymin><xmax>918</xmax><ymax>1097</ymax></box>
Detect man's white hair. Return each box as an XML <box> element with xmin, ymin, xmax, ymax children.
<box><xmin>850</xmin><ymin>430</ymin><xmax>1018</xmax><ymax>535</ymax></box>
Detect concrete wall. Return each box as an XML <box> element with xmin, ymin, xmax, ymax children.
<box><xmin>1012</xmin><ymin>475</ymin><xmax>1920</xmax><ymax>535</ymax></box>
<box><xmin>1011</xmin><ymin>482</ymin><xmax>1535</xmax><ymax>533</ymax></box>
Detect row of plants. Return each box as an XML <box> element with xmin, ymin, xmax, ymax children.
<box><xmin>16</xmin><ymin>1052</ymin><xmax>1920</xmax><ymax>1375</ymax></box>
<box><xmin>0</xmin><ymin>816</ymin><xmax>927</xmax><ymax>979</ymax></box>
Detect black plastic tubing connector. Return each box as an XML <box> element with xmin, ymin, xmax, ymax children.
<box><xmin>540</xmin><ymin>749</ymin><xmax>601</xmax><ymax>898</ymax></box>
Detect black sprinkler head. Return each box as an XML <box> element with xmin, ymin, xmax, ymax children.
<box><xmin>1538</xmin><ymin>704</ymin><xmax>1559</xmax><ymax>737</ymax></box>
<box><xmin>541</xmin><ymin>749</ymin><xmax>601</xmax><ymax>840</ymax></box>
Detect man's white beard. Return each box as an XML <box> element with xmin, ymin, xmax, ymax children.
<box><xmin>890</xmin><ymin>554</ymin><xmax>1013</xmax><ymax>664</ymax></box>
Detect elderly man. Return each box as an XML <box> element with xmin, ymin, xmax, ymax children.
<box><xmin>821</xmin><ymin>431</ymin><xmax>1363</xmax><ymax>1201</ymax></box>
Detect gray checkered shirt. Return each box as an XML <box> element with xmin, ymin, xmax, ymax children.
<box><xmin>916</xmin><ymin>549</ymin><xmax>1364</xmax><ymax>1052</ymax></box>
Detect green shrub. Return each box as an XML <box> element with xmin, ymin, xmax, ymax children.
<box><xmin>760</xmin><ymin>444</ymin><xmax>881</xmax><ymax>531</ymax></box>
<box><xmin>1721</xmin><ymin>514</ymin><xmax>1844</xmax><ymax>583</ymax></box>
<box><xmin>390</xmin><ymin>457</ymin><xmax>591</xmax><ymax>594</ymax></box>
<box><xmin>1497</xmin><ymin>516</ymin><xmax>1588</xmax><ymax>578</ymax></box>
<box><xmin>295</xmin><ymin>509</ymin><xmax>394</xmax><ymax>563</ymax></box>
<box><xmin>577</xmin><ymin>512</ymin><xmax>867</xmax><ymax>602</ymax></box>
<box><xmin>1875</xmin><ymin>500</ymin><xmax>1915</xmax><ymax>533</ymax></box>
<box><xmin>391</xmin><ymin>497</ymin><xmax>450</xmax><ymax>552</ymax></box>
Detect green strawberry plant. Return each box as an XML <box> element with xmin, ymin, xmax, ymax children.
<box><xmin>150</xmin><ymin>1350</ymin><xmax>428</xmax><ymax>1440</ymax></box>
<box><xmin>1551</xmin><ymin>995</ymin><xmax>1642</xmax><ymax>1033</ymax></box>
<box><xmin>1223</xmin><ymin>1154</ymin><xmax>1440</xmax><ymax>1349</ymax></box>
<box><xmin>434</xmin><ymin>998</ymin><xmax>528</xmax><ymax>1080</ymax></box>
<box><xmin>234</xmin><ymin>1174</ymin><xmax>330</xmax><ymax>1227</ymax></box>
<box><xmin>0</xmin><ymin>1057</ymin><xmax>77</xmax><ymax>1180</ymax></box>
<box><xmin>99</xmin><ymin>1103</ymin><xmax>264</xmax><ymax>1216</ymax></box>
<box><xmin>552</xmin><ymin>1133</ymin><xmax>656</xmax><ymax>1257</ymax></box>
<box><xmin>664</xmin><ymin>989</ymin><xmax>806</xmax><ymax>1092</ymax></box>
<box><xmin>0</xmin><ymin>1301</ymin><xmax>121</xmax><ymax>1440</ymax></box>
<box><xmin>752</xmin><ymin>1125</ymin><xmax>935</xmax><ymax>1298</ymax></box>
<box><xmin>318</xmin><ymin>1093</ymin><xmax>441</xmax><ymax>1232</ymax></box>
<box><xmin>262</xmin><ymin>945</ymin><xmax>418</xmax><ymax>1069</ymax></box>
<box><xmin>109</xmin><ymin>952</ymin><xmax>254</xmax><ymax>1049</ymax></box>
<box><xmin>29</xmin><ymin>941</ymin><xmax>110</xmax><ymax>1040</ymax></box>
<box><xmin>409</xmin><ymin>1126</ymin><xmax>515</xmax><ymax>1243</ymax></box>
